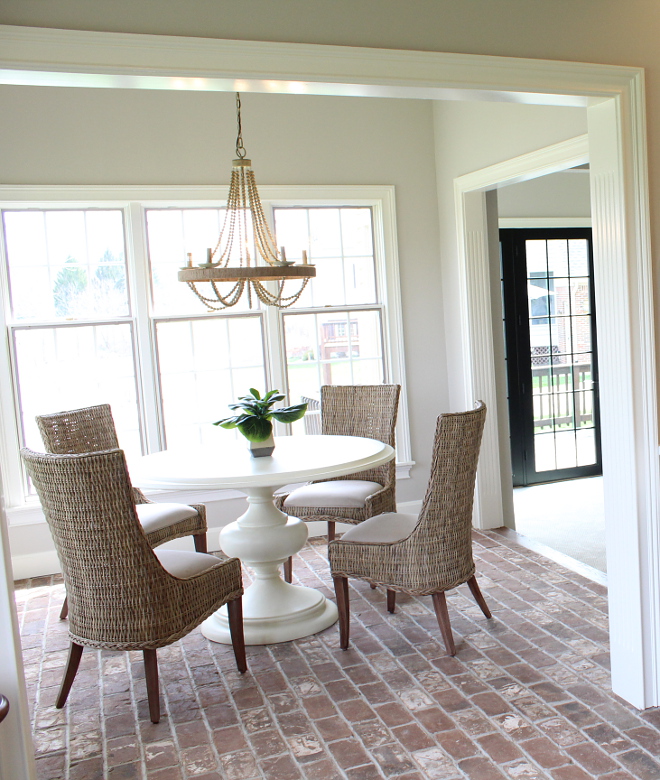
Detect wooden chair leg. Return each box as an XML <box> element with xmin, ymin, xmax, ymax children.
<box><xmin>227</xmin><ymin>597</ymin><xmax>247</xmax><ymax>674</ymax></box>
<box><xmin>386</xmin><ymin>589</ymin><xmax>396</xmax><ymax>613</ymax></box>
<box><xmin>143</xmin><ymin>649</ymin><xmax>160</xmax><ymax>724</ymax></box>
<box><xmin>193</xmin><ymin>533</ymin><xmax>208</xmax><ymax>553</ymax></box>
<box><xmin>431</xmin><ymin>592</ymin><xmax>456</xmax><ymax>656</ymax></box>
<box><xmin>59</xmin><ymin>596</ymin><xmax>69</xmax><ymax>620</ymax></box>
<box><xmin>333</xmin><ymin>576</ymin><xmax>350</xmax><ymax>649</ymax></box>
<box><xmin>56</xmin><ymin>642</ymin><xmax>83</xmax><ymax>708</ymax></box>
<box><xmin>327</xmin><ymin>521</ymin><xmax>336</xmax><ymax>542</ymax></box>
<box><xmin>466</xmin><ymin>575</ymin><xmax>492</xmax><ymax>619</ymax></box>
<box><xmin>283</xmin><ymin>557</ymin><xmax>293</xmax><ymax>583</ymax></box>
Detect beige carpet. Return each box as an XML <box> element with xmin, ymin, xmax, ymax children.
<box><xmin>512</xmin><ymin>476</ymin><xmax>606</xmax><ymax>573</ymax></box>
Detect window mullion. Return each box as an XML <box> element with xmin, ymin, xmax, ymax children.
<box><xmin>126</xmin><ymin>202</ymin><xmax>162</xmax><ymax>454</ymax></box>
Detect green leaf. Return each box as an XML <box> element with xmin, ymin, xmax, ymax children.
<box><xmin>214</xmin><ymin>417</ymin><xmax>238</xmax><ymax>429</ymax></box>
<box><xmin>230</xmin><ymin>402</ymin><xmax>258</xmax><ymax>414</ymax></box>
<box><xmin>248</xmin><ymin>388</ymin><xmax>261</xmax><ymax>400</ymax></box>
<box><xmin>270</xmin><ymin>403</ymin><xmax>308</xmax><ymax>424</ymax></box>
<box><xmin>236</xmin><ymin>416</ymin><xmax>273</xmax><ymax>442</ymax></box>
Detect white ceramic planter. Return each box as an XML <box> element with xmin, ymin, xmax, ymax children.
<box><xmin>248</xmin><ymin>431</ymin><xmax>275</xmax><ymax>458</ymax></box>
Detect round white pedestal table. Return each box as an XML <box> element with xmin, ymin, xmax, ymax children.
<box><xmin>130</xmin><ymin>434</ymin><xmax>395</xmax><ymax>645</ymax></box>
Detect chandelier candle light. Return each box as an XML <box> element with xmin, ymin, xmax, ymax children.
<box><xmin>179</xmin><ymin>93</ymin><xmax>316</xmax><ymax>310</ymax></box>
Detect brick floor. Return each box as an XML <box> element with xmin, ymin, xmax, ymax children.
<box><xmin>15</xmin><ymin>531</ymin><xmax>660</xmax><ymax>779</ymax></box>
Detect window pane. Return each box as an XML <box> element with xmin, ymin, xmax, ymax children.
<box><xmin>309</xmin><ymin>209</ymin><xmax>342</xmax><ymax>257</ymax></box>
<box><xmin>341</xmin><ymin>208</ymin><xmax>374</xmax><ymax>256</ymax></box>
<box><xmin>3</xmin><ymin>210</ymin><xmax>128</xmax><ymax>321</ymax></box>
<box><xmin>155</xmin><ymin>316</ymin><xmax>267</xmax><ymax>448</ymax></box>
<box><xmin>283</xmin><ymin>309</ymin><xmax>384</xmax><ymax>420</ymax></box>
<box><xmin>147</xmin><ymin>208</ymin><xmax>257</xmax><ymax>315</ymax></box>
<box><xmin>273</xmin><ymin>206</ymin><xmax>377</xmax><ymax>308</ymax></box>
<box><xmin>14</xmin><ymin>323</ymin><xmax>140</xmax><ymax>458</ymax></box>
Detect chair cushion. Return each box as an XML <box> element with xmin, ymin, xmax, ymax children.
<box><xmin>136</xmin><ymin>502</ymin><xmax>198</xmax><ymax>534</ymax></box>
<box><xmin>155</xmin><ymin>549</ymin><xmax>221</xmax><ymax>579</ymax></box>
<box><xmin>283</xmin><ymin>480</ymin><xmax>382</xmax><ymax>509</ymax></box>
<box><xmin>340</xmin><ymin>512</ymin><xmax>419</xmax><ymax>543</ymax></box>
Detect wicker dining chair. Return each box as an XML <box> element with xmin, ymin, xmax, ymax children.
<box><xmin>21</xmin><ymin>446</ymin><xmax>246</xmax><ymax>724</ymax></box>
<box><xmin>36</xmin><ymin>404</ymin><xmax>208</xmax><ymax>618</ymax></box>
<box><xmin>329</xmin><ymin>401</ymin><xmax>489</xmax><ymax>656</ymax></box>
<box><xmin>278</xmin><ymin>384</ymin><xmax>401</xmax><ymax>583</ymax></box>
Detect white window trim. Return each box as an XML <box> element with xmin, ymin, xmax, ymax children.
<box><xmin>0</xmin><ymin>184</ymin><xmax>412</xmax><ymax>519</ymax></box>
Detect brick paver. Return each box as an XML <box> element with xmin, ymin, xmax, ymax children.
<box><xmin>14</xmin><ymin>531</ymin><xmax>660</xmax><ymax>779</ymax></box>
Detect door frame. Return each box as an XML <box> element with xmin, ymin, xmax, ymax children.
<box><xmin>0</xmin><ymin>27</ymin><xmax>657</xmax><ymax>710</ymax></box>
<box><xmin>455</xmin><ymin>126</ymin><xmax>659</xmax><ymax>710</ymax></box>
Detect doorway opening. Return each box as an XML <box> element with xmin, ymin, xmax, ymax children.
<box><xmin>497</xmin><ymin>199</ymin><xmax>605</xmax><ymax>574</ymax></box>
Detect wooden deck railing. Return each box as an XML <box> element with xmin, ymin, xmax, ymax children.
<box><xmin>533</xmin><ymin>362</ymin><xmax>593</xmax><ymax>429</ymax></box>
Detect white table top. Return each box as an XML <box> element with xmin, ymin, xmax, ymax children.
<box><xmin>129</xmin><ymin>434</ymin><xmax>395</xmax><ymax>491</ymax></box>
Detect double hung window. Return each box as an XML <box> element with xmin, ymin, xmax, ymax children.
<box><xmin>0</xmin><ymin>186</ymin><xmax>408</xmax><ymax>512</ymax></box>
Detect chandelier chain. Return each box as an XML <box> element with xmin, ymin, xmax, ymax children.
<box><xmin>235</xmin><ymin>92</ymin><xmax>247</xmax><ymax>159</ymax></box>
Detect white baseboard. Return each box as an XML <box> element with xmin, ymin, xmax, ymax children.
<box><xmin>10</xmin><ymin>551</ymin><xmax>61</xmax><ymax>581</ymax></box>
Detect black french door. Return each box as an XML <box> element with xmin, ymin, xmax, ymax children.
<box><xmin>500</xmin><ymin>228</ymin><xmax>602</xmax><ymax>486</ymax></box>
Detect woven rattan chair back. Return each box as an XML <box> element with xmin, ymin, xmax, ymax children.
<box><xmin>320</xmin><ymin>384</ymin><xmax>400</xmax><ymax>485</ymax></box>
<box><xmin>35</xmin><ymin>404</ymin><xmax>209</xmax><ymax>626</ymax></box>
<box><xmin>36</xmin><ymin>404</ymin><xmax>120</xmax><ymax>454</ymax></box>
<box><xmin>404</xmin><ymin>401</ymin><xmax>487</xmax><ymax>592</ymax></box>
<box><xmin>22</xmin><ymin>447</ymin><xmax>215</xmax><ymax>648</ymax></box>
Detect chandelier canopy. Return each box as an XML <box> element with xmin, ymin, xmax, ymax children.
<box><xmin>179</xmin><ymin>93</ymin><xmax>316</xmax><ymax>310</ymax></box>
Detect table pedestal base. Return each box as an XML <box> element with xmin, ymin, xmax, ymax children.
<box><xmin>201</xmin><ymin>488</ymin><xmax>338</xmax><ymax>645</ymax></box>
<box><xmin>201</xmin><ymin>578</ymin><xmax>338</xmax><ymax>645</ymax></box>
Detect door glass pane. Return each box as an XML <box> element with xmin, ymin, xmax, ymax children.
<box><xmin>568</xmin><ymin>238</ymin><xmax>589</xmax><ymax>276</ymax></box>
<box><xmin>571</xmin><ymin>315</ymin><xmax>592</xmax><ymax>354</ymax></box>
<box><xmin>529</xmin><ymin>319</ymin><xmax>552</xmax><ymax>364</ymax></box>
<box><xmin>569</xmin><ymin>277</ymin><xmax>591</xmax><ymax>314</ymax></box>
<box><xmin>576</xmin><ymin>428</ymin><xmax>597</xmax><ymax>466</ymax></box>
<box><xmin>525</xmin><ymin>240</ymin><xmax>547</xmax><ymax>274</ymax></box>
<box><xmin>532</xmin><ymin>366</ymin><xmax>552</xmax><ymax>432</ymax></box>
<box><xmin>155</xmin><ymin>316</ymin><xmax>266</xmax><ymax>448</ymax></box>
<box><xmin>4</xmin><ymin>209</ymin><xmax>128</xmax><ymax>321</ymax></box>
<box><xmin>554</xmin><ymin>430</ymin><xmax>578</xmax><ymax>470</ymax></box>
<box><xmin>534</xmin><ymin>432</ymin><xmax>556</xmax><ymax>472</ymax></box>
<box><xmin>550</xmin><ymin>316</ymin><xmax>571</xmax><ymax>355</ymax></box>
<box><xmin>14</xmin><ymin>324</ymin><xmax>140</xmax><ymax>458</ymax></box>
<box><xmin>546</xmin><ymin>239</ymin><xmax>569</xmax><ymax>277</ymax></box>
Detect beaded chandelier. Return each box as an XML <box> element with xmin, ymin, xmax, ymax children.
<box><xmin>179</xmin><ymin>93</ymin><xmax>315</xmax><ymax>310</ymax></box>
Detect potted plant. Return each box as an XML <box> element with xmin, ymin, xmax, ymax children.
<box><xmin>214</xmin><ymin>388</ymin><xmax>307</xmax><ymax>457</ymax></box>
